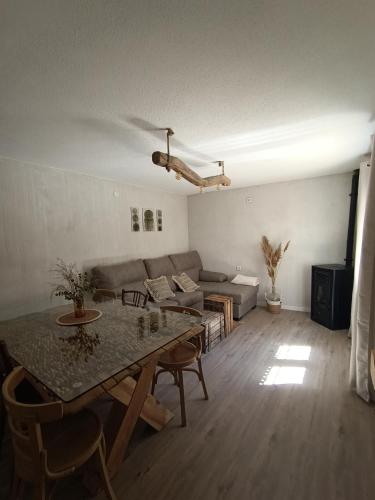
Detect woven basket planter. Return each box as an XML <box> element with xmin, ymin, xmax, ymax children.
<box><xmin>266</xmin><ymin>301</ymin><xmax>282</xmax><ymax>314</ymax></box>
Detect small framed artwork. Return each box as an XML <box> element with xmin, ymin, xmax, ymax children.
<box><xmin>156</xmin><ymin>209</ymin><xmax>163</xmax><ymax>231</ymax></box>
<box><xmin>143</xmin><ymin>208</ymin><xmax>155</xmax><ymax>231</ymax></box>
<box><xmin>130</xmin><ymin>207</ymin><xmax>140</xmax><ymax>232</ymax></box>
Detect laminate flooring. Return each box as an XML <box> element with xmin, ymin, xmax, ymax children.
<box><xmin>1</xmin><ymin>308</ymin><xmax>374</xmax><ymax>500</ymax></box>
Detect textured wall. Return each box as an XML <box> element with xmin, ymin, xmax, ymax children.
<box><xmin>188</xmin><ymin>173</ymin><xmax>352</xmax><ymax>311</ymax></box>
<box><xmin>0</xmin><ymin>158</ymin><xmax>189</xmax><ymax>319</ymax></box>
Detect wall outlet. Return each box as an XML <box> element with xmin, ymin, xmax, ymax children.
<box><xmin>236</xmin><ymin>265</ymin><xmax>242</xmax><ymax>271</ymax></box>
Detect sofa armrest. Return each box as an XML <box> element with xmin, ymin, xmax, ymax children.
<box><xmin>199</xmin><ymin>270</ymin><xmax>228</xmax><ymax>282</ymax></box>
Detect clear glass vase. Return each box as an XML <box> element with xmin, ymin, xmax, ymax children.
<box><xmin>74</xmin><ymin>297</ymin><xmax>85</xmax><ymax>318</ymax></box>
<box><xmin>265</xmin><ymin>287</ymin><xmax>280</xmax><ymax>303</ymax></box>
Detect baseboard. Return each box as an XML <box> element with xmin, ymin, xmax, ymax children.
<box><xmin>257</xmin><ymin>301</ymin><xmax>310</xmax><ymax>313</ymax></box>
<box><xmin>283</xmin><ymin>305</ymin><xmax>311</xmax><ymax>313</ymax></box>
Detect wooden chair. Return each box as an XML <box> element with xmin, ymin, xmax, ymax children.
<box><xmin>93</xmin><ymin>288</ymin><xmax>117</xmax><ymax>303</ymax></box>
<box><xmin>0</xmin><ymin>341</ymin><xmax>43</xmax><ymax>452</ymax></box>
<box><xmin>0</xmin><ymin>340</ymin><xmax>14</xmax><ymax>451</ymax></box>
<box><xmin>151</xmin><ymin>305</ymin><xmax>208</xmax><ymax>426</ymax></box>
<box><xmin>122</xmin><ymin>289</ymin><xmax>148</xmax><ymax>308</ymax></box>
<box><xmin>2</xmin><ymin>366</ymin><xmax>117</xmax><ymax>500</ymax></box>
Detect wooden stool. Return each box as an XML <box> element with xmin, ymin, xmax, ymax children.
<box><xmin>204</xmin><ymin>294</ymin><xmax>234</xmax><ymax>336</ymax></box>
<box><xmin>151</xmin><ymin>306</ymin><xmax>208</xmax><ymax>427</ymax></box>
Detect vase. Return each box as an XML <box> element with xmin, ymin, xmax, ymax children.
<box><xmin>265</xmin><ymin>287</ymin><xmax>281</xmax><ymax>314</ymax></box>
<box><xmin>265</xmin><ymin>287</ymin><xmax>280</xmax><ymax>302</ymax></box>
<box><xmin>74</xmin><ymin>297</ymin><xmax>85</xmax><ymax>318</ymax></box>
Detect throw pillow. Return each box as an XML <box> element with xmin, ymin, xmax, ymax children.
<box><xmin>144</xmin><ymin>276</ymin><xmax>175</xmax><ymax>302</ymax></box>
<box><xmin>231</xmin><ymin>274</ymin><xmax>260</xmax><ymax>286</ymax></box>
<box><xmin>172</xmin><ymin>272</ymin><xmax>200</xmax><ymax>292</ymax></box>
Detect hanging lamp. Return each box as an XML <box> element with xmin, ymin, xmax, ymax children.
<box><xmin>152</xmin><ymin>128</ymin><xmax>231</xmax><ymax>190</ymax></box>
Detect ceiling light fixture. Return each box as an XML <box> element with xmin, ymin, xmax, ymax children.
<box><xmin>152</xmin><ymin>128</ymin><xmax>231</xmax><ymax>192</ymax></box>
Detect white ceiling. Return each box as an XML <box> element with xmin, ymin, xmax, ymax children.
<box><xmin>1</xmin><ymin>1</ymin><xmax>375</xmax><ymax>195</ymax></box>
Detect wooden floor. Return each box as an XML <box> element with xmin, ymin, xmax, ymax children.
<box><xmin>2</xmin><ymin>308</ymin><xmax>375</xmax><ymax>500</ymax></box>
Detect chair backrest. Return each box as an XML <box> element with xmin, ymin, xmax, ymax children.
<box><xmin>159</xmin><ymin>306</ymin><xmax>203</xmax><ymax>353</ymax></box>
<box><xmin>159</xmin><ymin>305</ymin><xmax>202</xmax><ymax>318</ymax></box>
<box><xmin>2</xmin><ymin>367</ymin><xmax>63</xmax><ymax>482</ymax></box>
<box><xmin>93</xmin><ymin>288</ymin><xmax>117</xmax><ymax>302</ymax></box>
<box><xmin>0</xmin><ymin>340</ymin><xmax>14</xmax><ymax>382</ymax></box>
<box><xmin>0</xmin><ymin>340</ymin><xmax>15</xmax><ymax>449</ymax></box>
<box><xmin>122</xmin><ymin>289</ymin><xmax>148</xmax><ymax>308</ymax></box>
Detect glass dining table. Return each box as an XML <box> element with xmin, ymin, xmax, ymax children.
<box><xmin>0</xmin><ymin>300</ymin><xmax>204</xmax><ymax>477</ymax></box>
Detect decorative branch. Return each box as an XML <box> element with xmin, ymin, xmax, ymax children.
<box><xmin>152</xmin><ymin>151</ymin><xmax>231</xmax><ymax>188</ymax></box>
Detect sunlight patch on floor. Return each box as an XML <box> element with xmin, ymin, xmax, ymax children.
<box><xmin>260</xmin><ymin>366</ymin><xmax>306</xmax><ymax>385</ymax></box>
<box><xmin>275</xmin><ymin>345</ymin><xmax>311</xmax><ymax>361</ymax></box>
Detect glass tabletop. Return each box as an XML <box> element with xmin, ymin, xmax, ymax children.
<box><xmin>0</xmin><ymin>301</ymin><xmax>201</xmax><ymax>402</ymax></box>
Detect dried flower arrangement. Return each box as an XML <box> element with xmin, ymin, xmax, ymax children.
<box><xmin>50</xmin><ymin>259</ymin><xmax>93</xmax><ymax>317</ymax></box>
<box><xmin>260</xmin><ymin>236</ymin><xmax>290</xmax><ymax>303</ymax></box>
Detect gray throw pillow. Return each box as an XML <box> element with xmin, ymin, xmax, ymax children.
<box><xmin>144</xmin><ymin>276</ymin><xmax>175</xmax><ymax>302</ymax></box>
<box><xmin>172</xmin><ymin>272</ymin><xmax>200</xmax><ymax>292</ymax></box>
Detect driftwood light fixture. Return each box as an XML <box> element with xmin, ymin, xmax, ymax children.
<box><xmin>152</xmin><ymin>128</ymin><xmax>231</xmax><ymax>192</ymax></box>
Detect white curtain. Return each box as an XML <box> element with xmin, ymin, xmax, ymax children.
<box><xmin>349</xmin><ymin>141</ymin><xmax>375</xmax><ymax>401</ymax></box>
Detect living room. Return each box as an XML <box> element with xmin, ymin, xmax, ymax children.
<box><xmin>1</xmin><ymin>2</ymin><xmax>375</xmax><ymax>500</ymax></box>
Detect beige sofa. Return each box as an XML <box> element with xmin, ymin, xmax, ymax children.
<box><xmin>91</xmin><ymin>250</ymin><xmax>258</xmax><ymax>319</ymax></box>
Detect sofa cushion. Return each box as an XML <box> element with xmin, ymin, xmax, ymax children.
<box><xmin>91</xmin><ymin>259</ymin><xmax>148</xmax><ymax>289</ymax></box>
<box><xmin>184</xmin><ymin>267</ymin><xmax>200</xmax><ymax>282</ymax></box>
<box><xmin>144</xmin><ymin>276</ymin><xmax>175</xmax><ymax>302</ymax></box>
<box><xmin>199</xmin><ymin>270</ymin><xmax>227</xmax><ymax>282</ymax></box>
<box><xmin>197</xmin><ymin>281</ymin><xmax>259</xmax><ymax>305</ymax></box>
<box><xmin>143</xmin><ymin>256</ymin><xmax>178</xmax><ymax>291</ymax></box>
<box><xmin>231</xmin><ymin>274</ymin><xmax>260</xmax><ymax>286</ymax></box>
<box><xmin>172</xmin><ymin>272</ymin><xmax>200</xmax><ymax>292</ymax></box>
<box><xmin>169</xmin><ymin>251</ymin><xmax>203</xmax><ymax>272</ymax></box>
<box><xmin>172</xmin><ymin>290</ymin><xmax>204</xmax><ymax>307</ymax></box>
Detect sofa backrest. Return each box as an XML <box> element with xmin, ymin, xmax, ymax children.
<box><xmin>169</xmin><ymin>251</ymin><xmax>203</xmax><ymax>282</ymax></box>
<box><xmin>91</xmin><ymin>251</ymin><xmax>204</xmax><ymax>295</ymax></box>
<box><xmin>143</xmin><ymin>255</ymin><xmax>178</xmax><ymax>291</ymax></box>
<box><xmin>91</xmin><ymin>259</ymin><xmax>148</xmax><ymax>291</ymax></box>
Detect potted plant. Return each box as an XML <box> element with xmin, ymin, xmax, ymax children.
<box><xmin>51</xmin><ymin>259</ymin><xmax>93</xmax><ymax>317</ymax></box>
<box><xmin>260</xmin><ymin>236</ymin><xmax>290</xmax><ymax>314</ymax></box>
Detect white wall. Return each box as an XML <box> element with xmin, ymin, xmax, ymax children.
<box><xmin>188</xmin><ymin>173</ymin><xmax>352</xmax><ymax>311</ymax></box>
<box><xmin>0</xmin><ymin>158</ymin><xmax>189</xmax><ymax>320</ymax></box>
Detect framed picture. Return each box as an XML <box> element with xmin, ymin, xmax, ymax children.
<box><xmin>130</xmin><ymin>207</ymin><xmax>140</xmax><ymax>232</ymax></box>
<box><xmin>156</xmin><ymin>209</ymin><xmax>163</xmax><ymax>231</ymax></box>
<box><xmin>142</xmin><ymin>208</ymin><xmax>155</xmax><ymax>231</ymax></box>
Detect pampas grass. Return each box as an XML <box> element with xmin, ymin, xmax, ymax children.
<box><xmin>261</xmin><ymin>236</ymin><xmax>290</xmax><ymax>295</ymax></box>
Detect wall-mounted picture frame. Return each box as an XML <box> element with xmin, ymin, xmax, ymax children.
<box><xmin>130</xmin><ymin>207</ymin><xmax>140</xmax><ymax>232</ymax></box>
<box><xmin>156</xmin><ymin>209</ymin><xmax>163</xmax><ymax>231</ymax></box>
<box><xmin>143</xmin><ymin>208</ymin><xmax>155</xmax><ymax>231</ymax></box>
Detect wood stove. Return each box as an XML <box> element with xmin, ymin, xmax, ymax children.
<box><xmin>310</xmin><ymin>170</ymin><xmax>359</xmax><ymax>330</ymax></box>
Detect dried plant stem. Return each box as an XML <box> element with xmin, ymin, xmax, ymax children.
<box><xmin>260</xmin><ymin>236</ymin><xmax>290</xmax><ymax>296</ymax></box>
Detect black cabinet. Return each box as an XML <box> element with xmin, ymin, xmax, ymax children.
<box><xmin>311</xmin><ymin>265</ymin><xmax>353</xmax><ymax>330</ymax></box>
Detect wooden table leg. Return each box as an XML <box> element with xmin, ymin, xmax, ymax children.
<box><xmin>106</xmin><ymin>356</ymin><xmax>158</xmax><ymax>478</ymax></box>
<box><xmin>228</xmin><ymin>297</ymin><xmax>234</xmax><ymax>332</ymax></box>
<box><xmin>107</xmin><ymin>376</ymin><xmax>174</xmax><ymax>431</ymax></box>
<box><xmin>224</xmin><ymin>300</ymin><xmax>230</xmax><ymax>336</ymax></box>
